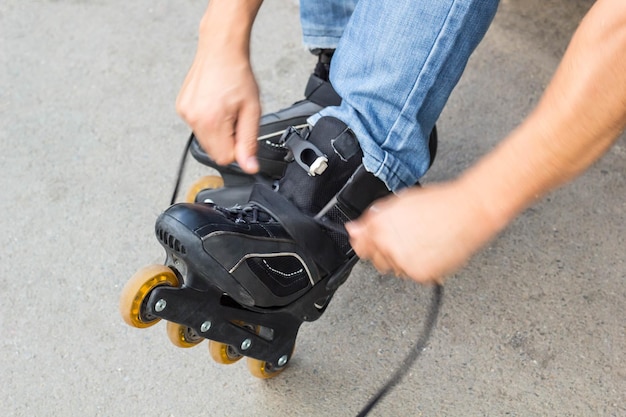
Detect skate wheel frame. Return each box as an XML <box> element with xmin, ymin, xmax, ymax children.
<box><xmin>166</xmin><ymin>321</ymin><xmax>203</xmax><ymax>348</ymax></box>
<box><xmin>119</xmin><ymin>264</ymin><xmax>180</xmax><ymax>328</ymax></box>
<box><xmin>185</xmin><ymin>175</ymin><xmax>224</xmax><ymax>203</ymax></box>
<box><xmin>121</xmin><ymin>257</ymin><xmax>323</xmax><ymax>378</ymax></box>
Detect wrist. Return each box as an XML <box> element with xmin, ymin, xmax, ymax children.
<box><xmin>199</xmin><ymin>0</ymin><xmax>262</xmax><ymax>51</ymax></box>
<box><xmin>454</xmin><ymin>163</ymin><xmax>521</xmax><ymax>240</ymax></box>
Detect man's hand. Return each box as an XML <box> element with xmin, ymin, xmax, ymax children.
<box><xmin>346</xmin><ymin>182</ymin><xmax>501</xmax><ymax>285</ymax></box>
<box><xmin>176</xmin><ymin>0</ymin><xmax>263</xmax><ymax>174</ymax></box>
<box><xmin>176</xmin><ymin>53</ymin><xmax>261</xmax><ymax>173</ymax></box>
<box><xmin>349</xmin><ymin>0</ymin><xmax>626</xmax><ymax>285</ymax></box>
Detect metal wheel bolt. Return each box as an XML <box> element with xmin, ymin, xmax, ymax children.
<box><xmin>241</xmin><ymin>339</ymin><xmax>252</xmax><ymax>351</ymax></box>
<box><xmin>278</xmin><ymin>355</ymin><xmax>288</xmax><ymax>367</ymax></box>
<box><xmin>200</xmin><ymin>321</ymin><xmax>212</xmax><ymax>333</ymax></box>
<box><xmin>154</xmin><ymin>299</ymin><xmax>167</xmax><ymax>312</ymax></box>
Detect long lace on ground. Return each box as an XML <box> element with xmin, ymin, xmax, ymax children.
<box><xmin>356</xmin><ymin>284</ymin><xmax>444</xmax><ymax>417</ymax></box>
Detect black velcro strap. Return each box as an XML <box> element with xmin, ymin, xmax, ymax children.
<box><xmin>331</xmin><ymin>128</ymin><xmax>361</xmax><ymax>162</ymax></box>
<box><xmin>335</xmin><ymin>165</ymin><xmax>390</xmax><ymax>219</ymax></box>
<box><xmin>250</xmin><ymin>184</ymin><xmax>346</xmax><ymax>274</ymax></box>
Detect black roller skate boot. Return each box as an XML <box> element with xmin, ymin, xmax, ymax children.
<box><xmin>121</xmin><ymin>116</ymin><xmax>393</xmax><ymax>378</ymax></box>
<box><xmin>184</xmin><ymin>49</ymin><xmax>342</xmax><ymax>207</ymax></box>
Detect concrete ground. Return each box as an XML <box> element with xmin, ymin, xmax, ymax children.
<box><xmin>2</xmin><ymin>0</ymin><xmax>624</xmax><ymax>416</ymax></box>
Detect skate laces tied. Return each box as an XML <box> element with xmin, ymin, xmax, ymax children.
<box><xmin>212</xmin><ymin>203</ymin><xmax>275</xmax><ymax>225</ymax></box>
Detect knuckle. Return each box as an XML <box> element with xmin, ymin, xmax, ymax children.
<box><xmin>213</xmin><ymin>152</ymin><xmax>234</xmax><ymax>166</ymax></box>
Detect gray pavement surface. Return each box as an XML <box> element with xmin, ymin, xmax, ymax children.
<box><xmin>2</xmin><ymin>0</ymin><xmax>624</xmax><ymax>416</ymax></box>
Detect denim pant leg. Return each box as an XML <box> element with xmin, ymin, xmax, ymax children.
<box><xmin>299</xmin><ymin>0</ymin><xmax>358</xmax><ymax>49</ymax></box>
<box><xmin>310</xmin><ymin>0</ymin><xmax>500</xmax><ymax>192</ymax></box>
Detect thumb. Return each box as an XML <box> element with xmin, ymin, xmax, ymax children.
<box><xmin>345</xmin><ymin>221</ymin><xmax>363</xmax><ymax>238</ymax></box>
<box><xmin>235</xmin><ymin>102</ymin><xmax>260</xmax><ymax>174</ymax></box>
<box><xmin>346</xmin><ymin>220</ymin><xmax>371</xmax><ymax>260</ymax></box>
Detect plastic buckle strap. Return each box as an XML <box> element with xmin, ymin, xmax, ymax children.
<box><xmin>330</xmin><ymin>128</ymin><xmax>361</xmax><ymax>162</ymax></box>
<box><xmin>281</xmin><ymin>127</ymin><xmax>328</xmax><ymax>176</ymax></box>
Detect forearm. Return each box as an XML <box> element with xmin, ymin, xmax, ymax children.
<box><xmin>197</xmin><ymin>0</ymin><xmax>264</xmax><ymax>59</ymax></box>
<box><xmin>176</xmin><ymin>0</ymin><xmax>264</xmax><ymax>170</ymax></box>
<box><xmin>460</xmin><ymin>0</ymin><xmax>626</xmax><ymax>231</ymax></box>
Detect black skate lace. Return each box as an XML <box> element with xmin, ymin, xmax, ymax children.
<box><xmin>168</xmin><ymin>134</ymin><xmax>278</xmax><ymax>221</ymax></box>
<box><xmin>211</xmin><ymin>203</ymin><xmax>274</xmax><ymax>224</ymax></box>
<box><xmin>236</xmin><ymin>206</ymin><xmax>259</xmax><ymax>223</ymax></box>
<box><xmin>170</xmin><ymin>133</ymin><xmax>194</xmax><ymax>205</ymax></box>
<box><xmin>357</xmin><ymin>284</ymin><xmax>443</xmax><ymax>416</ymax></box>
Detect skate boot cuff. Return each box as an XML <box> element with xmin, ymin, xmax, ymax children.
<box><xmin>310</xmin><ymin>48</ymin><xmax>335</xmax><ymax>82</ymax></box>
<box><xmin>304</xmin><ymin>74</ymin><xmax>341</xmax><ymax>108</ymax></box>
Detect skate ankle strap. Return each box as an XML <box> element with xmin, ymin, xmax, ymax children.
<box><xmin>335</xmin><ymin>165</ymin><xmax>390</xmax><ymax>219</ymax></box>
<box><xmin>250</xmin><ymin>184</ymin><xmax>346</xmax><ymax>275</ymax></box>
<box><xmin>314</xmin><ymin>165</ymin><xmax>390</xmax><ymax>240</ymax></box>
<box><xmin>331</xmin><ymin>127</ymin><xmax>361</xmax><ymax>162</ymax></box>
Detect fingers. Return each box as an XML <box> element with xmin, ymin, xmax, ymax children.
<box><xmin>345</xmin><ymin>221</ymin><xmax>367</xmax><ymax>256</ymax></box>
<box><xmin>204</xmin><ymin>115</ymin><xmax>237</xmax><ymax>166</ymax></box>
<box><xmin>234</xmin><ymin>100</ymin><xmax>261</xmax><ymax>173</ymax></box>
<box><xmin>177</xmin><ymin>97</ymin><xmax>258</xmax><ymax>169</ymax></box>
<box><xmin>347</xmin><ymin>206</ymin><xmax>445</xmax><ymax>286</ymax></box>
<box><xmin>347</xmin><ymin>218</ymin><xmax>392</xmax><ymax>273</ymax></box>
<box><xmin>175</xmin><ymin>58</ymin><xmax>260</xmax><ymax>170</ymax></box>
<box><xmin>346</xmin><ymin>202</ymin><xmax>388</xmax><ymax>260</ymax></box>
<box><xmin>176</xmin><ymin>80</ymin><xmax>236</xmax><ymax>166</ymax></box>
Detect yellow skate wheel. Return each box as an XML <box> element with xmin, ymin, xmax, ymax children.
<box><xmin>208</xmin><ymin>341</ymin><xmax>242</xmax><ymax>365</ymax></box>
<box><xmin>247</xmin><ymin>357</ymin><xmax>288</xmax><ymax>379</ymax></box>
<box><xmin>119</xmin><ymin>265</ymin><xmax>180</xmax><ymax>328</ymax></box>
<box><xmin>166</xmin><ymin>322</ymin><xmax>204</xmax><ymax>348</ymax></box>
<box><xmin>247</xmin><ymin>345</ymin><xmax>295</xmax><ymax>379</ymax></box>
<box><xmin>185</xmin><ymin>175</ymin><xmax>224</xmax><ymax>203</ymax></box>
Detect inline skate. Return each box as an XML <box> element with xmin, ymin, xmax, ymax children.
<box><xmin>120</xmin><ymin>115</ymin><xmax>438</xmax><ymax>378</ymax></box>
<box><xmin>121</xmin><ymin>46</ymin><xmax>438</xmax><ymax>376</ymax></box>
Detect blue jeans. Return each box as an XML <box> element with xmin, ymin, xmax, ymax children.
<box><xmin>300</xmin><ymin>0</ymin><xmax>500</xmax><ymax>191</ymax></box>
